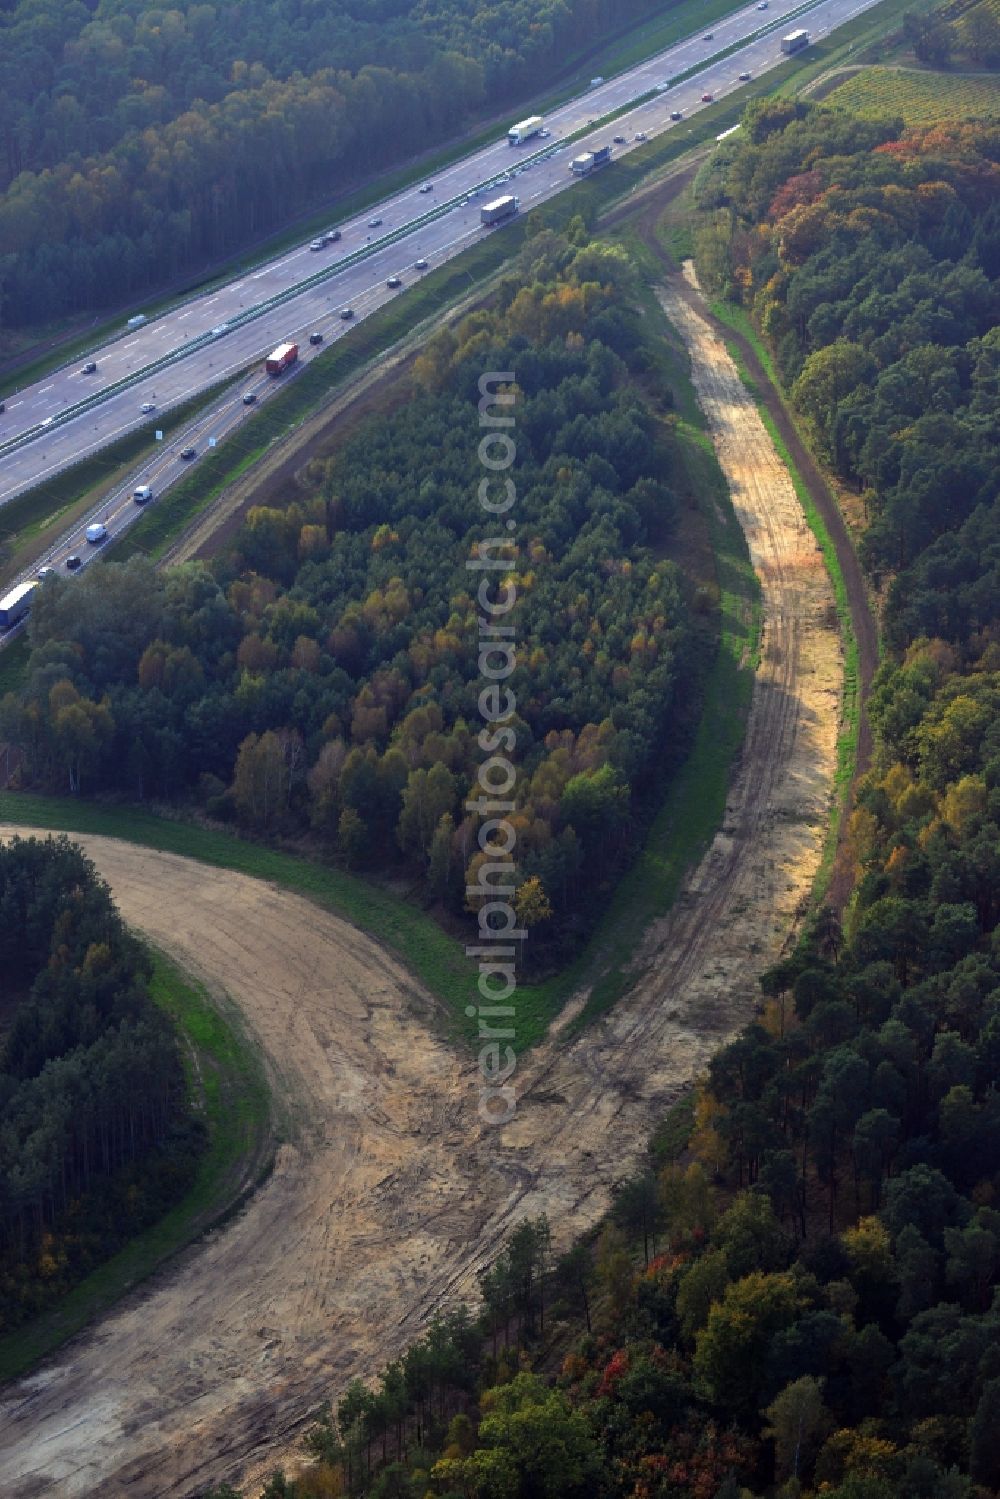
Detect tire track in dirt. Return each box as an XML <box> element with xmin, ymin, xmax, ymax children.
<box><xmin>0</xmin><ymin>273</ymin><xmax>842</xmax><ymax>1498</ymax></box>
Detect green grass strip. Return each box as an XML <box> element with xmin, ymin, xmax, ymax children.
<box><xmin>1</xmin><ymin>264</ymin><xmax>762</xmax><ymax>1050</ymax></box>
<box><xmin>0</xmin><ymin>419</ymin><xmax>760</xmax><ymax>1049</ymax></box>
<box><xmin>3</xmin><ymin>0</ymin><xmax>889</xmax><ymax>582</ymax></box>
<box><xmin>0</xmin><ymin>948</ymin><xmax>270</xmax><ymax>1382</ymax></box>
<box><xmin>0</xmin><ymin>0</ymin><xmax>762</xmax><ymax>395</ymax></box>
<box><xmin>710</xmin><ymin>300</ymin><xmax>859</xmax><ymax>908</ymax></box>
<box><xmin>113</xmin><ymin>118</ymin><xmax>761</xmax><ymax>567</ymax></box>
<box><xmin>0</xmin><ymin>382</ymin><xmax>236</xmax><ymax>587</ymax></box>
<box><xmin>0</xmin><ymin>790</ymin><xmax>478</xmax><ymax>1038</ymax></box>
<box><xmin>0</xmin><ymin>207</ymin><xmax>764</xmax><ymax>1058</ymax></box>
<box><xmin>563</xmin><ymin>420</ymin><xmax>761</xmax><ymax>1035</ymax></box>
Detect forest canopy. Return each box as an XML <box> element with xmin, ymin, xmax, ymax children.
<box><xmin>2</xmin><ymin>228</ymin><xmax>706</xmax><ymax>965</ymax></box>
<box><xmin>0</xmin><ymin>0</ymin><xmax>669</xmax><ymax>327</ymax></box>
<box><xmin>693</xmin><ymin>103</ymin><xmax>1000</xmax><ymax>575</ymax></box>
<box><xmin>0</xmin><ymin>834</ymin><xmax>199</xmax><ymax>1331</ymax></box>
<box><xmin>207</xmin><ymin>98</ymin><xmax>1000</xmax><ymax>1499</ymax></box>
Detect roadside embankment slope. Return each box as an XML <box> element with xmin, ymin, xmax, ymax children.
<box><xmin>0</xmin><ymin>270</ymin><xmax>841</xmax><ymax>1497</ymax></box>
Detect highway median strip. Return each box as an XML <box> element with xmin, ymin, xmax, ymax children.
<box><xmin>0</xmin><ymin>0</ymin><xmax>832</xmax><ymax>473</ymax></box>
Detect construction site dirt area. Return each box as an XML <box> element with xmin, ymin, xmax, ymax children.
<box><xmin>0</xmin><ymin>272</ymin><xmax>843</xmax><ymax>1498</ymax></box>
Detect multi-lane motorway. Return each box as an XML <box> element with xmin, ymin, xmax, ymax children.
<box><xmin>0</xmin><ymin>0</ymin><xmax>880</xmax><ymax>612</ymax></box>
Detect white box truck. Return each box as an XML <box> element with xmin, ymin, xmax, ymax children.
<box><xmin>0</xmin><ymin>580</ymin><xmax>38</xmax><ymax>629</ymax></box>
<box><xmin>507</xmin><ymin>115</ymin><xmax>544</xmax><ymax>145</ymax></box>
<box><xmin>480</xmin><ymin>195</ymin><xmax>519</xmax><ymax>226</ymax></box>
<box><xmin>781</xmin><ymin>29</ymin><xmax>810</xmax><ymax>53</ymax></box>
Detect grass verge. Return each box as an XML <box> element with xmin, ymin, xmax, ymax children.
<box><xmin>0</xmin><ymin>791</ymin><xmax>477</xmax><ymax>1037</ymax></box>
<box><xmin>0</xmin><ymin>397</ymin><xmax>760</xmax><ymax>1052</ymax></box>
<box><xmin>0</xmin><ymin>382</ymin><xmax>235</xmax><ymax>590</ymax></box>
<box><xmin>561</xmin><ymin>417</ymin><xmax>760</xmax><ymax>1037</ymax></box>
<box><xmin>710</xmin><ymin>299</ymin><xmax>859</xmax><ymax>906</ymax></box>
<box><xmin>113</xmin><ymin>99</ymin><xmax>767</xmax><ymax>569</ymax></box>
<box><xmin>1</xmin><ymin>0</ymin><xmax>900</xmax><ymax>586</ymax></box>
<box><xmin>0</xmin><ymin>948</ymin><xmax>271</xmax><ymax>1383</ymax></box>
<box><xmin>0</xmin><ymin>194</ymin><xmax>760</xmax><ymax>1054</ymax></box>
<box><xmin>498</xmin><ymin>241</ymin><xmax>759</xmax><ymax>1039</ymax></box>
<box><xmin>770</xmin><ymin>0</ymin><xmax>941</xmax><ymax>96</ymax></box>
<box><xmin>0</xmin><ymin>0</ymin><xmax>760</xmax><ymax>394</ymax></box>
<box><xmin>651</xmin><ymin>1092</ymin><xmax>697</xmax><ymax>1163</ymax></box>
<box><xmin>0</xmin><ymin>424</ymin><xmax>757</xmax><ymax>1049</ymax></box>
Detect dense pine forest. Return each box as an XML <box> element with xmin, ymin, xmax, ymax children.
<box><xmin>0</xmin><ymin>0</ymin><xmax>668</xmax><ymax>328</ymax></box>
<box><xmin>0</xmin><ymin>835</ymin><xmax>199</xmax><ymax>1330</ymax></box>
<box><xmin>1</xmin><ymin>228</ymin><xmax>706</xmax><ymax>964</ymax></box>
<box><xmin>200</xmin><ymin>102</ymin><xmax>1000</xmax><ymax>1499</ymax></box>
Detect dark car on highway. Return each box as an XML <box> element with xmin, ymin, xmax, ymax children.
<box><xmin>242</xmin><ymin>392</ymin><xmax>257</xmax><ymax>405</ymax></box>
<box><xmin>66</xmin><ymin>554</ymin><xmax>82</xmax><ymax>570</ymax></box>
<box><xmin>414</xmin><ymin>258</ymin><xmax>429</xmax><ymax>270</ymax></box>
<box><xmin>82</xmin><ymin>362</ymin><xmax>98</xmax><ymax>374</ymax></box>
<box><xmin>309</xmin><ymin>332</ymin><xmax>324</xmax><ymax>345</ymax></box>
<box><xmin>386</xmin><ymin>276</ymin><xmax>402</xmax><ymax>288</ymax></box>
<box><xmin>670</xmin><ymin>110</ymin><xmax>683</xmax><ymax>119</ymax></box>
<box><xmin>340</xmin><ymin>307</ymin><xmax>354</xmax><ymax>320</ymax></box>
<box><xmin>180</xmin><ymin>446</ymin><xmax>197</xmax><ymax>460</ymax></box>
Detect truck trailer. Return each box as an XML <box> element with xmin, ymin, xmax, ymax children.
<box><xmin>571</xmin><ymin>144</ymin><xmax>612</xmax><ymax>174</ymax></box>
<box><xmin>265</xmin><ymin>342</ymin><xmax>299</xmax><ymax>375</ymax></box>
<box><xmin>780</xmin><ymin>29</ymin><xmax>810</xmax><ymax>53</ymax></box>
<box><xmin>0</xmin><ymin>580</ymin><xmax>38</xmax><ymax>630</ymax></box>
<box><xmin>507</xmin><ymin>115</ymin><xmax>544</xmax><ymax>146</ymax></box>
<box><xmin>480</xmin><ymin>195</ymin><xmax>520</xmax><ymax>226</ymax></box>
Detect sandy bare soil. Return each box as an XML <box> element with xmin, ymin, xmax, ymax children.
<box><xmin>0</xmin><ymin>272</ymin><xmax>842</xmax><ymax>1498</ymax></box>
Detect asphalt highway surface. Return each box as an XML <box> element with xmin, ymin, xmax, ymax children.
<box><xmin>0</xmin><ymin>0</ymin><xmax>880</xmax><ymax>629</ymax></box>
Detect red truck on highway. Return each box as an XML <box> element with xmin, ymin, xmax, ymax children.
<box><xmin>265</xmin><ymin>342</ymin><xmax>298</xmax><ymax>375</ymax></box>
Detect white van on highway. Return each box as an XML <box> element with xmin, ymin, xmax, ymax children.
<box><xmin>133</xmin><ymin>485</ymin><xmax>153</xmax><ymax>505</ymax></box>
<box><xmin>85</xmin><ymin>523</ymin><xmax>107</xmax><ymax>544</ymax></box>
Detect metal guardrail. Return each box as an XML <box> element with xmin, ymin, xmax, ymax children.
<box><xmin>0</xmin><ymin>0</ymin><xmax>872</xmax><ymax>649</ymax></box>
<box><xmin>0</xmin><ymin>201</ymin><xmax>465</xmax><ymax>466</ymax></box>
<box><xmin>0</xmin><ymin>0</ymin><xmax>827</xmax><ymax>474</ymax></box>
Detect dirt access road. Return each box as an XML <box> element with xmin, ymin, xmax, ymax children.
<box><xmin>0</xmin><ymin>273</ymin><xmax>842</xmax><ymax>1497</ymax></box>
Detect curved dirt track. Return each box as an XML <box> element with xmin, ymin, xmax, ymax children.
<box><xmin>0</xmin><ymin>274</ymin><xmax>841</xmax><ymax>1498</ymax></box>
